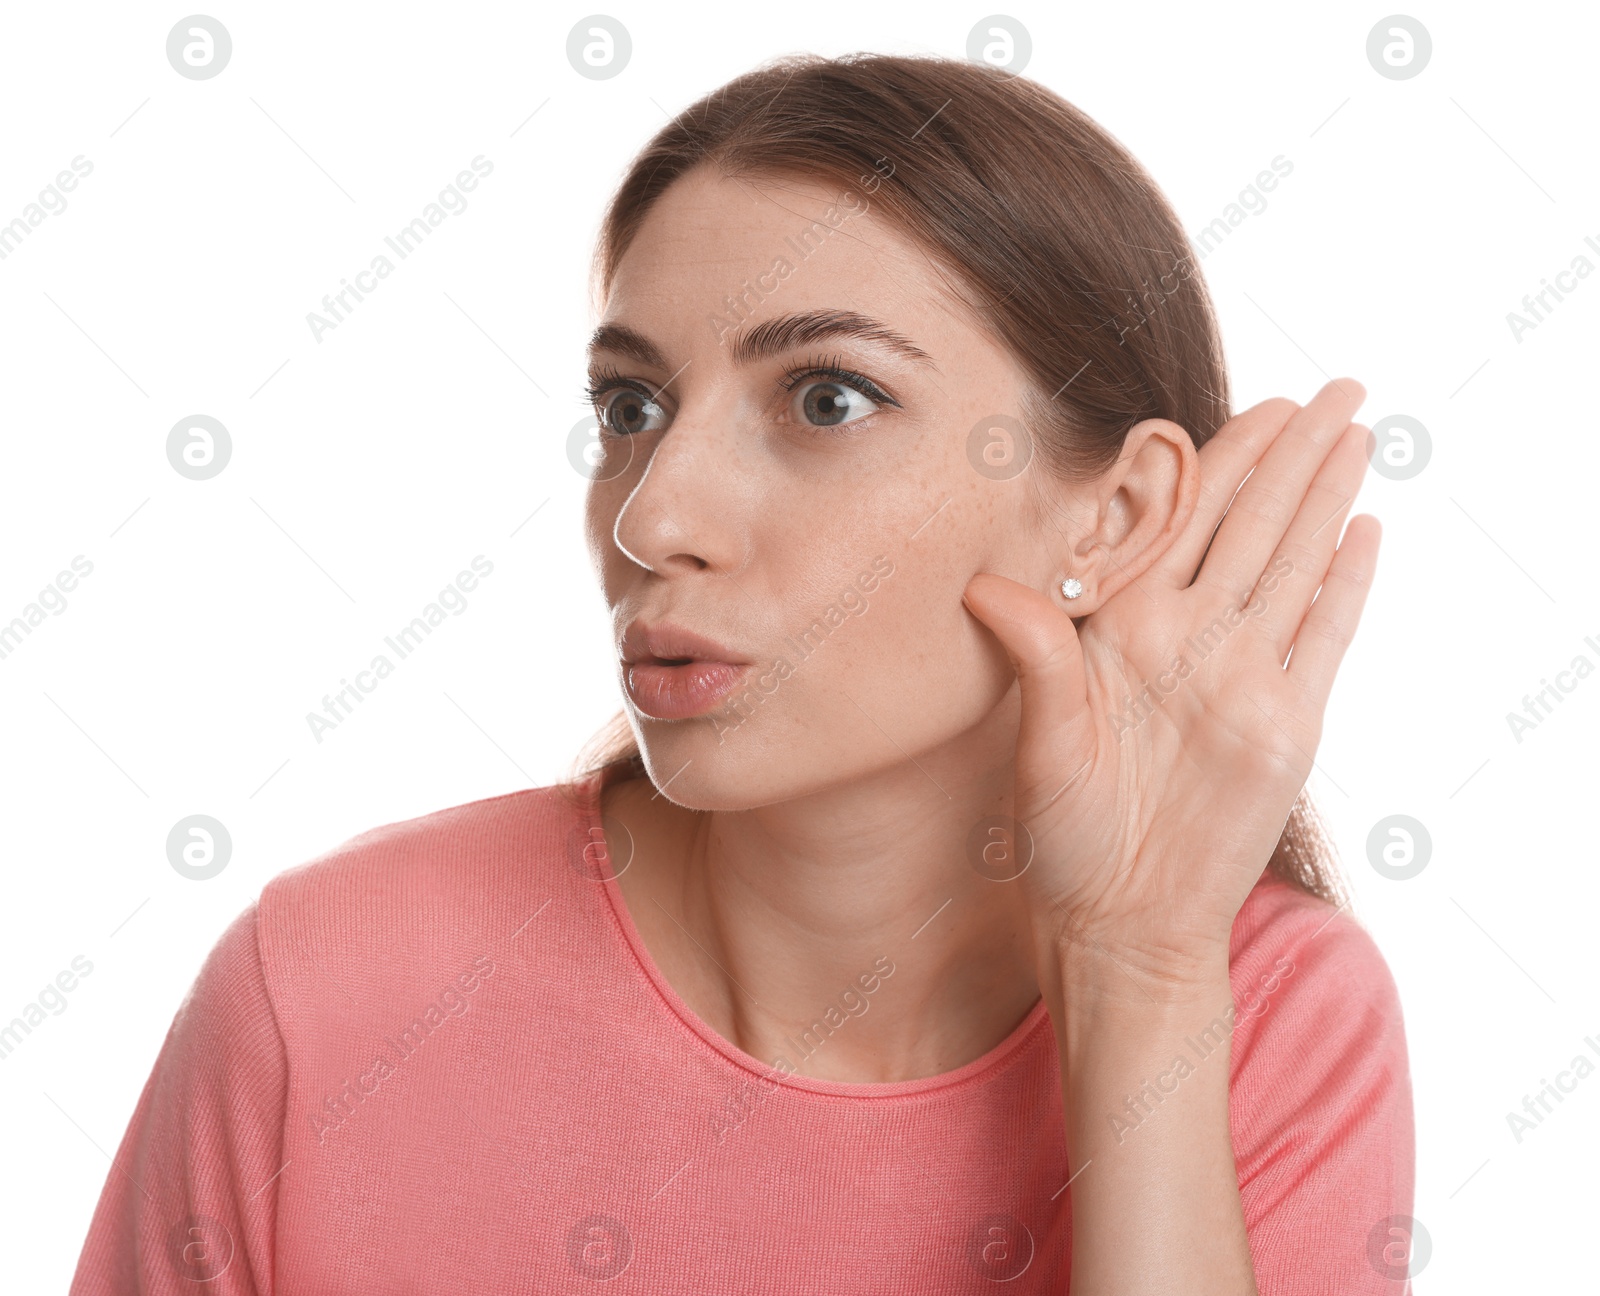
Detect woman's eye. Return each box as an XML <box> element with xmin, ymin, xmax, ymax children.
<box><xmin>789</xmin><ymin>378</ymin><xmax>881</xmax><ymax>428</ymax></box>
<box><xmin>599</xmin><ymin>387</ymin><xmax>667</xmax><ymax>436</ymax></box>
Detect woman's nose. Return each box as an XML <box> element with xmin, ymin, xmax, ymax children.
<box><xmin>609</xmin><ymin>409</ymin><xmax>750</xmax><ymax>578</ymax></box>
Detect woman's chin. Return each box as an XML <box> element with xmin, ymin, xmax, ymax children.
<box><xmin>632</xmin><ymin>739</ymin><xmax>825</xmax><ymax>813</ymax></box>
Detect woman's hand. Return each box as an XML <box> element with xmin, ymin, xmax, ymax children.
<box><xmin>961</xmin><ymin>379</ymin><xmax>1380</xmax><ymax>994</ymax></box>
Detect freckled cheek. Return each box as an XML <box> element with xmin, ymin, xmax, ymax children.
<box><xmin>585</xmin><ymin>480</ymin><xmax>645</xmax><ymax>588</ymax></box>
<box><xmin>583</xmin><ymin>483</ymin><xmax>619</xmax><ymax>548</ymax></box>
<box><xmin>585</xmin><ymin>525</ymin><xmax>626</xmax><ymax>598</ymax></box>
<box><xmin>813</xmin><ymin>553</ymin><xmax>986</xmax><ymax>698</ymax></box>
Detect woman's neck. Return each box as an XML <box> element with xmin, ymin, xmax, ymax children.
<box><xmin>604</xmin><ymin>733</ymin><xmax>1046</xmax><ymax>1083</ymax></box>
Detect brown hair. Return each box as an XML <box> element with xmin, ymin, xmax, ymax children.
<box><xmin>574</xmin><ymin>51</ymin><xmax>1348</xmax><ymax>910</ymax></box>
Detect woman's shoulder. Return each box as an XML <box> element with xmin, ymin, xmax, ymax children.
<box><xmin>251</xmin><ymin>776</ymin><xmax>606</xmax><ymax>1005</ymax></box>
<box><xmin>262</xmin><ymin>777</ymin><xmax>596</xmax><ymax>902</ymax></box>
<box><xmin>1229</xmin><ymin>875</ymin><xmax>1402</xmax><ymax>1016</ymax></box>
<box><xmin>1223</xmin><ymin>881</ymin><xmax>1416</xmax><ymax>1258</ymax></box>
<box><xmin>1225</xmin><ymin>875</ymin><xmax>1411</xmax><ymax>1140</ymax></box>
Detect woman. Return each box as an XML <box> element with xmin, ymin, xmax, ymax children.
<box><xmin>72</xmin><ymin>52</ymin><xmax>1413</xmax><ymax>1293</ymax></box>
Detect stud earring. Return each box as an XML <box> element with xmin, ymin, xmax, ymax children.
<box><xmin>1060</xmin><ymin>576</ymin><xmax>1083</xmax><ymax>600</ymax></box>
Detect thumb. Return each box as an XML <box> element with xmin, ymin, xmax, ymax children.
<box><xmin>961</xmin><ymin>573</ymin><xmax>1096</xmax><ymax>800</ymax></box>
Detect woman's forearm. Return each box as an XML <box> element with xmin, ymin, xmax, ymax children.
<box><xmin>1043</xmin><ymin>950</ymin><xmax>1258</xmax><ymax>1295</ymax></box>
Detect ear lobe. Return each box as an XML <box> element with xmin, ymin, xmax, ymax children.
<box><xmin>1051</xmin><ymin>568</ymin><xmax>1090</xmax><ymax>605</ymax></box>
<box><xmin>1048</xmin><ymin>553</ymin><xmax>1110</xmax><ymax>614</ymax></box>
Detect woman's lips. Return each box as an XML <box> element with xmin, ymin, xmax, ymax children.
<box><xmin>619</xmin><ymin>618</ymin><xmax>751</xmax><ymax>719</ymax></box>
<box><xmin>625</xmin><ymin>659</ymin><xmax>751</xmax><ymax>720</ymax></box>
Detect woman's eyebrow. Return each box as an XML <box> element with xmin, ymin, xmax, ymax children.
<box><xmin>587</xmin><ymin>308</ymin><xmax>938</xmax><ymax>371</ymax></box>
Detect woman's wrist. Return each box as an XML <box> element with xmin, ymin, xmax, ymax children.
<box><xmin>1039</xmin><ymin>936</ymin><xmax>1240</xmax><ymax>1158</ymax></box>
<box><xmin>1034</xmin><ymin>914</ymin><xmax>1233</xmax><ymax>1015</ymax></box>
<box><xmin>1046</xmin><ymin>960</ymin><xmax>1238</xmax><ymax>1100</ymax></box>
<box><xmin>1041</xmin><ymin>947</ymin><xmax>1237</xmax><ymax>1099</ymax></box>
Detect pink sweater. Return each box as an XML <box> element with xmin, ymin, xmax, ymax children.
<box><xmin>70</xmin><ymin>767</ymin><xmax>1416</xmax><ymax>1293</ymax></box>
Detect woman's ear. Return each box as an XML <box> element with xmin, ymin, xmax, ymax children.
<box><xmin>1041</xmin><ymin>416</ymin><xmax>1199</xmax><ymax>613</ymax></box>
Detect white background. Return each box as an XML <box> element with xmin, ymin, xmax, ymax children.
<box><xmin>2</xmin><ymin>1</ymin><xmax>1595</xmax><ymax>1289</ymax></box>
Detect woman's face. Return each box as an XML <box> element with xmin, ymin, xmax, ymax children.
<box><xmin>584</xmin><ymin>165</ymin><xmax>1074</xmax><ymax>810</ymax></box>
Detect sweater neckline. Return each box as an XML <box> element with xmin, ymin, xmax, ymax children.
<box><xmin>575</xmin><ymin>763</ymin><xmax>1053</xmax><ymax>1101</ymax></box>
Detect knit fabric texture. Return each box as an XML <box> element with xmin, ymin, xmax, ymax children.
<box><xmin>71</xmin><ymin>765</ymin><xmax>1415</xmax><ymax>1293</ymax></box>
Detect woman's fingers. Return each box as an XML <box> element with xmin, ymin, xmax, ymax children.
<box><xmin>1284</xmin><ymin>513</ymin><xmax>1381</xmax><ymax>708</ymax></box>
<box><xmin>961</xmin><ymin>572</ymin><xmax>1096</xmax><ymax>805</ymax></box>
<box><xmin>1149</xmin><ymin>396</ymin><xmax>1301</xmax><ymax>588</ymax></box>
<box><xmin>1193</xmin><ymin>379</ymin><xmax>1366</xmax><ymax>607</ymax></box>
<box><xmin>1253</xmin><ymin>420</ymin><xmax>1371</xmax><ymax>663</ymax></box>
